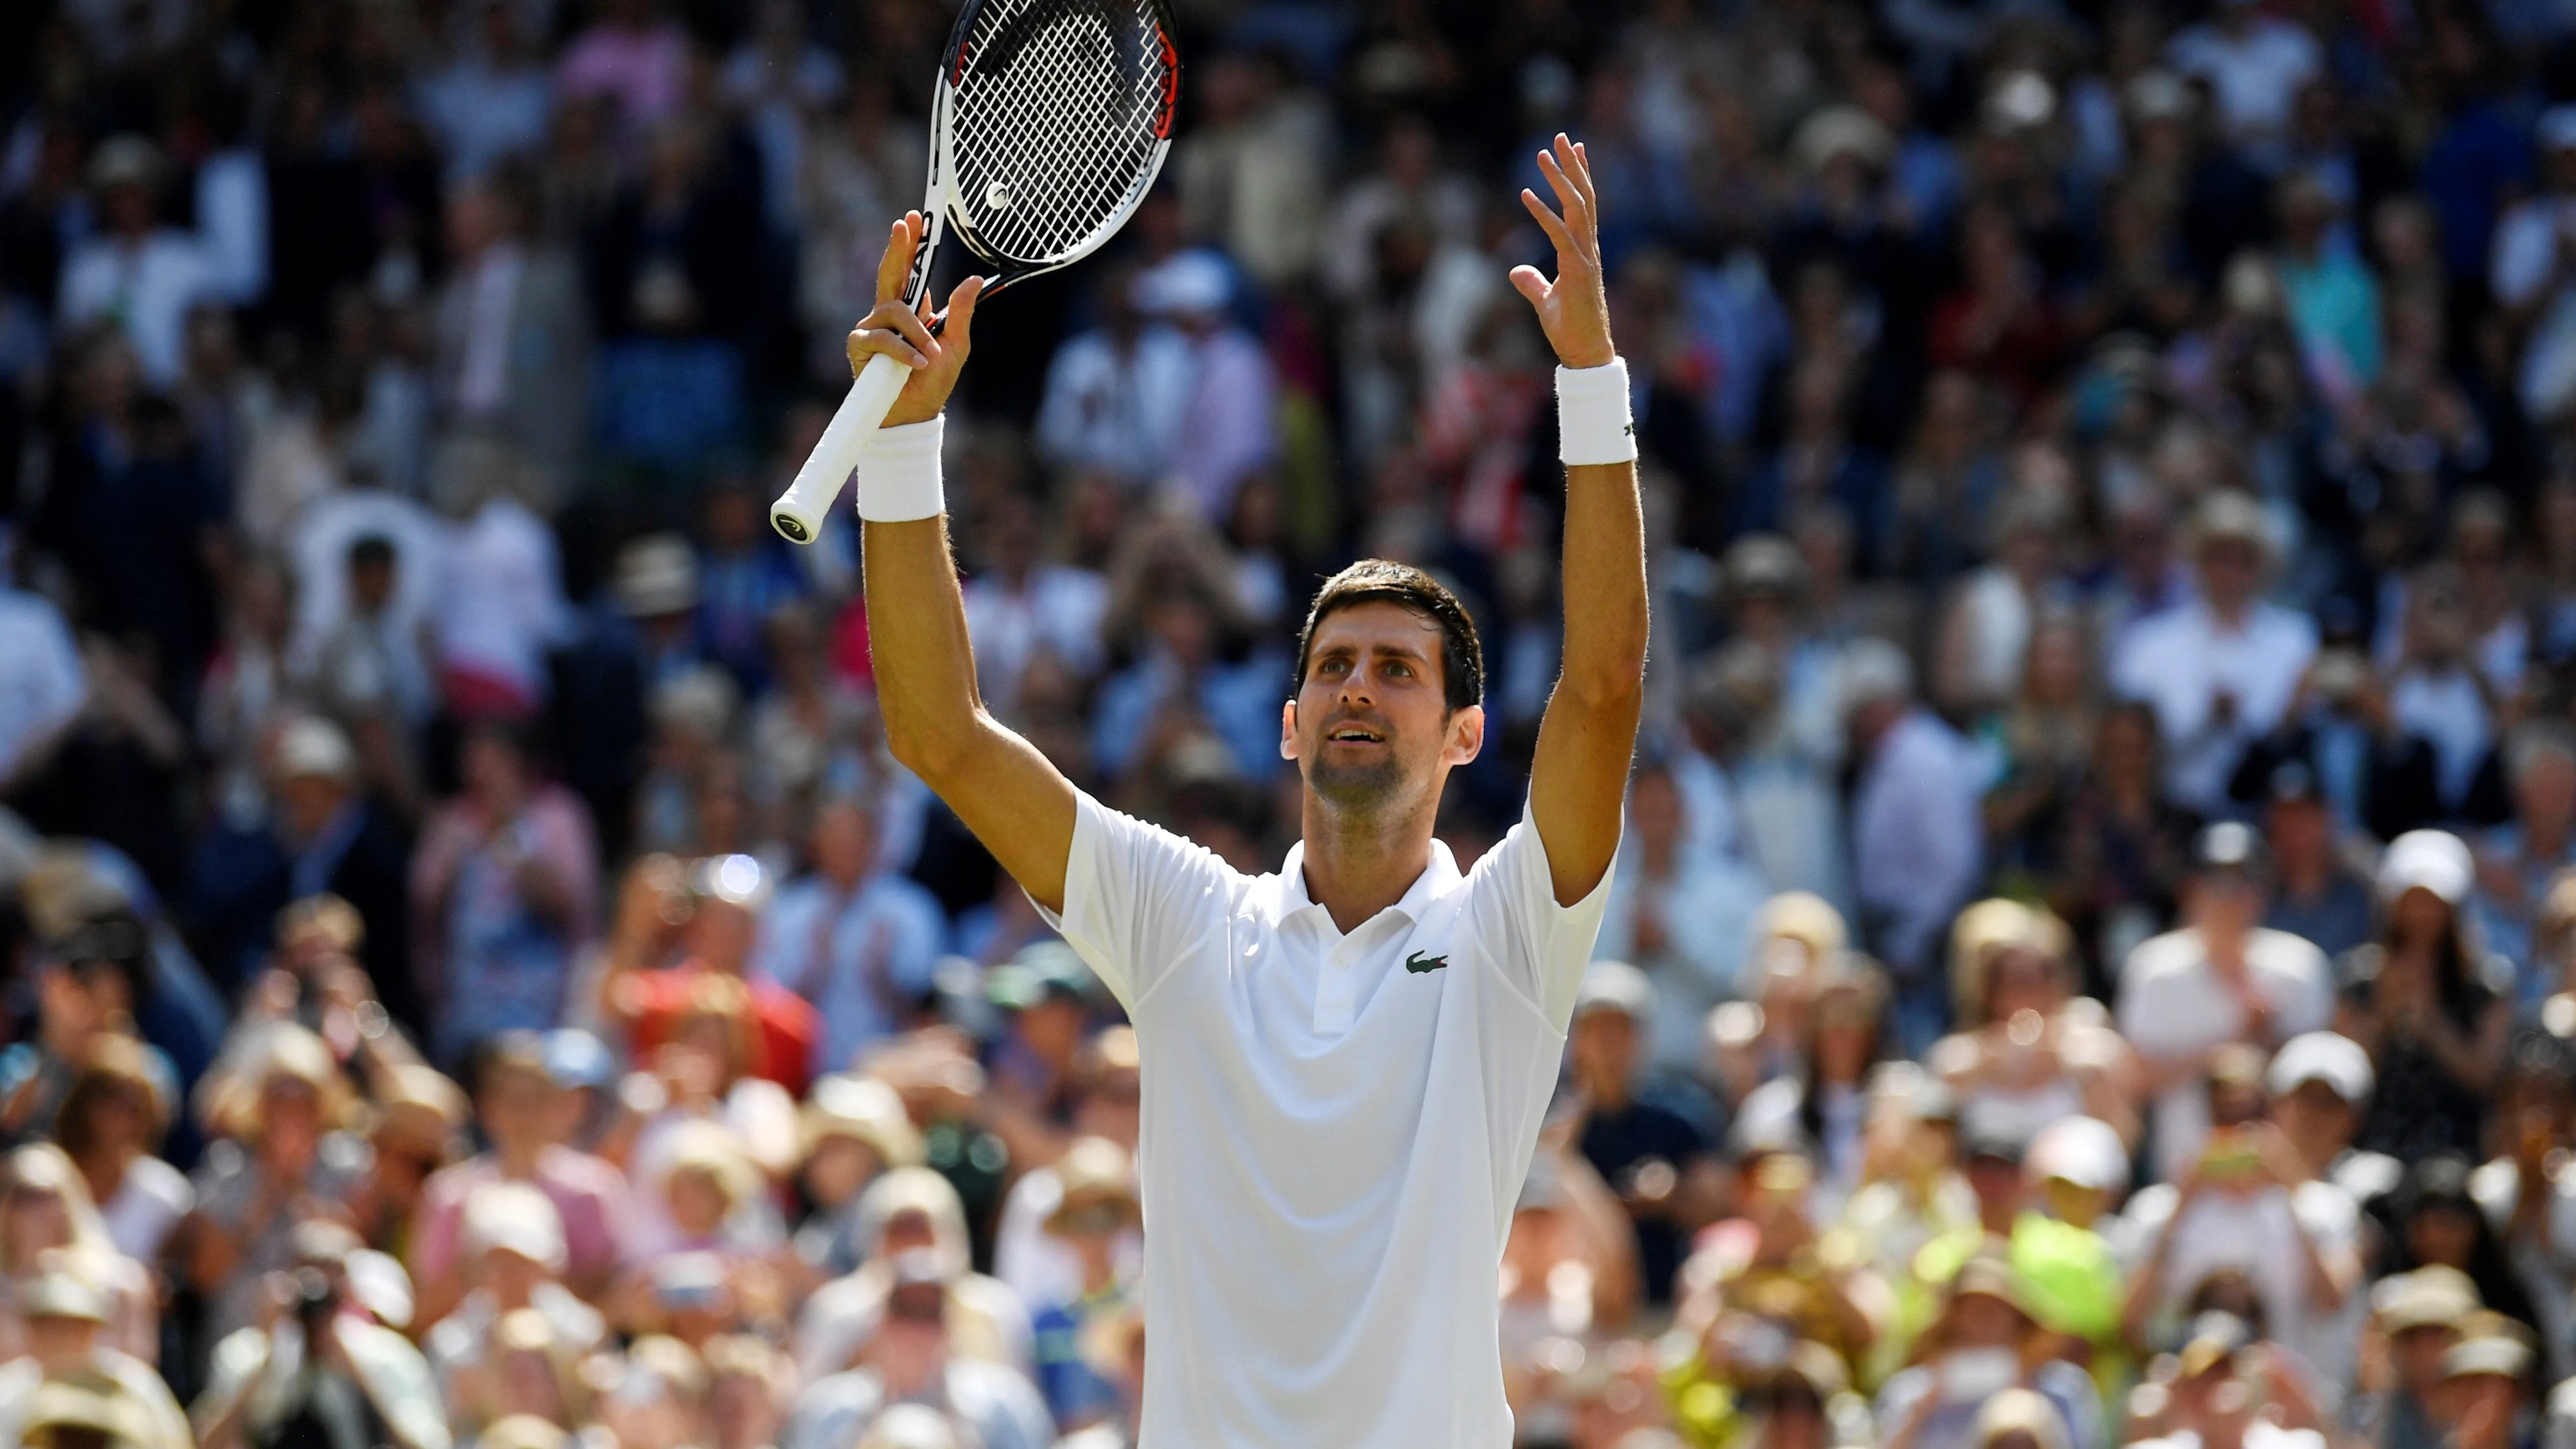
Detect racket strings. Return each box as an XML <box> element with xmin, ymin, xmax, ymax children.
<box><xmin>950</xmin><ymin>0</ymin><xmax>1171</xmax><ymax>263</ymax></box>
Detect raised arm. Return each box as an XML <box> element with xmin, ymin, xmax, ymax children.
<box><xmin>850</xmin><ymin>215</ymin><xmax>1078</xmax><ymax>912</ymax></box>
<box><xmin>1514</xmin><ymin>137</ymin><xmax>1649</xmax><ymax>907</ymax></box>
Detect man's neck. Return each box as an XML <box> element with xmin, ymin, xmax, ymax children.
<box><xmin>1298</xmin><ymin>795</ymin><xmax>1439</xmax><ymax>934</ymax></box>
<box><xmin>493</xmin><ymin>1140</ymin><xmax>546</xmax><ymax>1177</ymax></box>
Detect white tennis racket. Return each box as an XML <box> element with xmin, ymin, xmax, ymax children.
<box><xmin>769</xmin><ymin>0</ymin><xmax>1181</xmax><ymax>543</ymax></box>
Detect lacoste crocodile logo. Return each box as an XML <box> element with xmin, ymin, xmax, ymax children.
<box><xmin>1405</xmin><ymin>951</ymin><xmax>1449</xmax><ymax>974</ymax></box>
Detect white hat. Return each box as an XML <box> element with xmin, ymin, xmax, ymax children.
<box><xmin>1132</xmin><ymin>250</ymin><xmax>1232</xmax><ymax>317</ymax></box>
<box><xmin>2377</xmin><ymin>829</ymin><xmax>2474</xmax><ymax>906</ymax></box>
<box><xmin>275</xmin><ymin>716</ymin><xmax>357</xmax><ymax>783</ymax></box>
<box><xmin>615</xmin><ymin>534</ymin><xmax>700</xmax><ymax>617</ymax></box>
<box><xmin>2025</xmin><ymin>1115</ymin><xmax>2129</xmax><ymax>1195</ymax></box>
<box><xmin>464</xmin><ymin>1180</ymin><xmax>569</xmax><ymax>1274</ymax></box>
<box><xmin>1838</xmin><ymin>638</ymin><xmax>1914</xmax><ymax>713</ymax></box>
<box><xmin>2543</xmin><ymin>105</ymin><xmax>2576</xmax><ymax>152</ymax></box>
<box><xmin>1791</xmin><ymin>105</ymin><xmax>1894</xmax><ymax>172</ymax></box>
<box><xmin>2266</xmin><ymin>1030</ymin><xmax>2375</xmax><ymax>1105</ymax></box>
<box><xmin>1573</xmin><ymin>960</ymin><xmax>1656</xmax><ymax>1021</ymax></box>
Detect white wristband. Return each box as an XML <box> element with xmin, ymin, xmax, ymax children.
<box><xmin>1556</xmin><ymin>358</ymin><xmax>1638</xmax><ymax>466</ymax></box>
<box><xmin>856</xmin><ymin>416</ymin><xmax>945</xmax><ymax>522</ymax></box>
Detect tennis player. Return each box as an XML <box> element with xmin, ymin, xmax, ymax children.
<box><xmin>841</xmin><ymin>134</ymin><xmax>1645</xmax><ymax>1446</ymax></box>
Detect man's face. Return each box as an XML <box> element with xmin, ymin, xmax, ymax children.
<box><xmin>1570</xmin><ymin>1010</ymin><xmax>1638</xmax><ymax>1092</ymax></box>
<box><xmin>810</xmin><ymin>803</ymin><xmax>875</xmax><ymax>885</ymax></box>
<box><xmin>2271</xmin><ymin>1080</ymin><xmax>2356</xmax><ymax>1156</ymax></box>
<box><xmin>350</xmin><ymin>558</ymin><xmax>395</xmax><ymax>613</ymax></box>
<box><xmin>2198</xmin><ymin>538</ymin><xmax>2262</xmax><ymax>613</ymax></box>
<box><xmin>1283</xmin><ymin>601</ymin><xmax>1481</xmax><ymax>814</ymax></box>
<box><xmin>688</xmin><ymin>899</ymin><xmax>755</xmax><ymax>973</ymax></box>
<box><xmin>2187</xmin><ymin>873</ymin><xmax>2265</xmax><ymax>937</ymax></box>
<box><xmin>479</xmin><ymin>1064</ymin><xmax>554</xmax><ymax>1150</ymax></box>
<box><xmin>2266</xmin><ymin>797</ymin><xmax>2329</xmax><ymax>871</ymax></box>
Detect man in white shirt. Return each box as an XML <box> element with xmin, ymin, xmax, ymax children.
<box><xmin>752</xmin><ymin>791</ymin><xmax>949</xmax><ymax>1077</ymax></box>
<box><xmin>1844</xmin><ymin>638</ymin><xmax>1984</xmax><ymax>1048</ymax></box>
<box><xmin>57</xmin><ymin>136</ymin><xmax>218</xmax><ymax>389</ymax></box>
<box><xmin>2164</xmin><ymin>0</ymin><xmax>2322</xmax><ymax>157</ymax></box>
<box><xmin>2109</xmin><ymin>491</ymin><xmax>2317</xmax><ymax>814</ymax></box>
<box><xmin>836</xmin><ymin>136</ymin><xmax>1643</xmax><ymax>1446</ymax></box>
<box><xmin>2116</xmin><ymin>824</ymin><xmax>2335</xmax><ymax>1184</ymax></box>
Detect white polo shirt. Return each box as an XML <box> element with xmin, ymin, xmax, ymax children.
<box><xmin>1039</xmin><ymin>790</ymin><xmax>1614</xmax><ymax>1448</ymax></box>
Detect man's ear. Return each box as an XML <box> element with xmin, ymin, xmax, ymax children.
<box><xmin>1446</xmin><ymin>704</ymin><xmax>1485</xmax><ymax>765</ymax></box>
<box><xmin>1279</xmin><ymin>698</ymin><xmax>1299</xmax><ymax>761</ymax></box>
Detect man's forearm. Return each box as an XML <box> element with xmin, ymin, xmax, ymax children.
<box><xmin>863</xmin><ymin>516</ymin><xmax>986</xmax><ymax>781</ymax></box>
<box><xmin>1559</xmin><ymin>458</ymin><xmax>1649</xmax><ymax>703</ymax></box>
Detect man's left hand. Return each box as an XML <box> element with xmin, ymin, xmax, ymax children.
<box><xmin>1510</xmin><ymin>134</ymin><xmax>1615</xmax><ymax>370</ymax></box>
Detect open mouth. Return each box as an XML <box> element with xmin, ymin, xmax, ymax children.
<box><xmin>1324</xmin><ymin>722</ymin><xmax>1386</xmax><ymax>744</ymax></box>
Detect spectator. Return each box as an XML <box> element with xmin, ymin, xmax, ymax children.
<box><xmin>53</xmin><ymin>1035</ymin><xmax>191</xmax><ymax>1268</ymax></box>
<box><xmin>55</xmin><ymin>138</ymin><xmax>216</xmax><ymax>389</ymax></box>
<box><xmin>411</xmin><ymin>722</ymin><xmax>600</xmax><ymax>1063</ymax></box>
<box><xmin>752</xmin><ymin>791</ymin><xmax>946</xmax><ymax>1080</ymax></box>
<box><xmin>1843</xmin><ymin>639</ymin><xmax>1985</xmax><ymax>1045</ymax></box>
<box><xmin>0</xmin><ymin>1272</ymin><xmax>188</xmax><ymax>1449</ymax></box>
<box><xmin>2336</xmin><ymin>832</ymin><xmax>2512</xmax><ymax>1163</ymax></box>
<box><xmin>193</xmin><ymin>1220</ymin><xmax>450</xmax><ymax>1449</ymax></box>
<box><xmin>178</xmin><ymin>1028</ymin><xmax>371</xmax><ymax>1342</ymax></box>
<box><xmin>1563</xmin><ymin>962</ymin><xmax>1728</xmax><ymax>1306</ymax></box>
<box><xmin>409</xmin><ymin>1031</ymin><xmax>637</xmax><ymax>1326</ymax></box>
<box><xmin>2119</xmin><ymin>823</ymin><xmax>2337</xmax><ymax>1183</ymax></box>
<box><xmin>2259</xmin><ymin>761</ymin><xmax>2375</xmax><ymax>963</ymax></box>
<box><xmin>1874</xmin><ymin>1257</ymin><xmax>2100</xmax><ymax>1449</ymax></box>
<box><xmin>2110</xmin><ymin>492</ymin><xmax>2320</xmax><ymax>816</ymax></box>
<box><xmin>1591</xmin><ymin>759</ymin><xmax>1771</xmax><ymax>1076</ymax></box>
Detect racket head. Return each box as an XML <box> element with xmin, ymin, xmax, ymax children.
<box><xmin>930</xmin><ymin>0</ymin><xmax>1179</xmax><ymax>295</ymax></box>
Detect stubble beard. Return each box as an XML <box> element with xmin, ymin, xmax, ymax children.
<box><xmin>1305</xmin><ymin>751</ymin><xmax>1408</xmax><ymax>812</ymax></box>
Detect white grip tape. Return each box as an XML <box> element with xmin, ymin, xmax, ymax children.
<box><xmin>1556</xmin><ymin>358</ymin><xmax>1637</xmax><ymax>466</ymax></box>
<box><xmin>856</xmin><ymin>416</ymin><xmax>946</xmax><ymax>523</ymax></box>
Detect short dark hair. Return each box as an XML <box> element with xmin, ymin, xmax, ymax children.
<box><xmin>347</xmin><ymin>535</ymin><xmax>396</xmax><ymax>570</ymax></box>
<box><xmin>1293</xmin><ymin>560</ymin><xmax>1483</xmax><ymax>712</ymax></box>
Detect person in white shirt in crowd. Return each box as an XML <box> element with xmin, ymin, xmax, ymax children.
<box><xmin>958</xmin><ymin>488</ymin><xmax>1110</xmax><ymax>718</ymax></box>
<box><xmin>423</xmin><ymin>1180</ymin><xmax>606</xmax><ymax>1429</ymax></box>
<box><xmin>2164</xmin><ymin>0</ymin><xmax>2323</xmax><ymax>163</ymax></box>
<box><xmin>432</xmin><ymin>168</ymin><xmax>592</xmax><ymax>498</ymax></box>
<box><xmin>1032</xmin><ymin>260</ymin><xmax>1192</xmax><ymax>489</ymax></box>
<box><xmin>1590</xmin><ymin>756</ymin><xmax>1772</xmax><ymax>1075</ymax></box>
<box><xmin>0</xmin><ymin>535</ymin><xmax>86</xmax><ymax>797</ymax></box>
<box><xmin>289</xmin><ymin>471</ymin><xmax>448</xmax><ymax>728</ymax></box>
<box><xmin>1127</xmin><ymin>249</ymin><xmax>1277</xmax><ymax>526</ymax></box>
<box><xmin>2110</xmin><ymin>491</ymin><xmax>2319</xmax><ymax>816</ymax></box>
<box><xmin>2496</xmin><ymin>108</ymin><xmax>2576</xmax><ymax>424</ymax></box>
<box><xmin>56</xmin><ymin>136</ymin><xmax>218</xmax><ymax>389</ymax></box>
<box><xmin>1843</xmin><ymin>637</ymin><xmax>1985</xmax><ymax>1051</ymax></box>
<box><xmin>2115</xmin><ymin>1045</ymin><xmax>2360</xmax><ymax>1385</ymax></box>
<box><xmin>795</xmin><ymin>1167</ymin><xmax>1035</xmax><ymax>1387</ymax></box>
<box><xmin>432</xmin><ymin>443</ymin><xmax>573</xmax><ymax>719</ymax></box>
<box><xmin>750</xmin><ymin>788</ymin><xmax>947</xmax><ymax>1079</ymax></box>
<box><xmin>2119</xmin><ymin>823</ymin><xmax>2337</xmax><ymax>1184</ymax></box>
<box><xmin>0</xmin><ymin>1271</ymin><xmax>189</xmax><ymax>1449</ymax></box>
<box><xmin>414</xmin><ymin>0</ymin><xmax>557</xmax><ymax>183</ymax></box>
<box><xmin>786</xmin><ymin>1251</ymin><xmax>1054</xmax><ymax>1449</ymax></box>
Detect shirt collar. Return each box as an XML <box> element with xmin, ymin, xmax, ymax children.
<box><xmin>1272</xmin><ymin>838</ymin><xmax>1463</xmax><ymax>934</ymax></box>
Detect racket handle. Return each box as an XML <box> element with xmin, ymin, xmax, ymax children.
<box><xmin>769</xmin><ymin>352</ymin><xmax>915</xmax><ymax>544</ymax></box>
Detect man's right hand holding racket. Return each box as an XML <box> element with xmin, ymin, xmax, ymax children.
<box><xmin>850</xmin><ymin>214</ymin><xmax>1080</xmax><ymax>919</ymax></box>
<box><xmin>847</xmin><ymin>212</ymin><xmax>985</xmax><ymax>425</ymax></box>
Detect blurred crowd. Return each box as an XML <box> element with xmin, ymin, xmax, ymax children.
<box><xmin>36</xmin><ymin>0</ymin><xmax>2576</xmax><ymax>1445</ymax></box>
